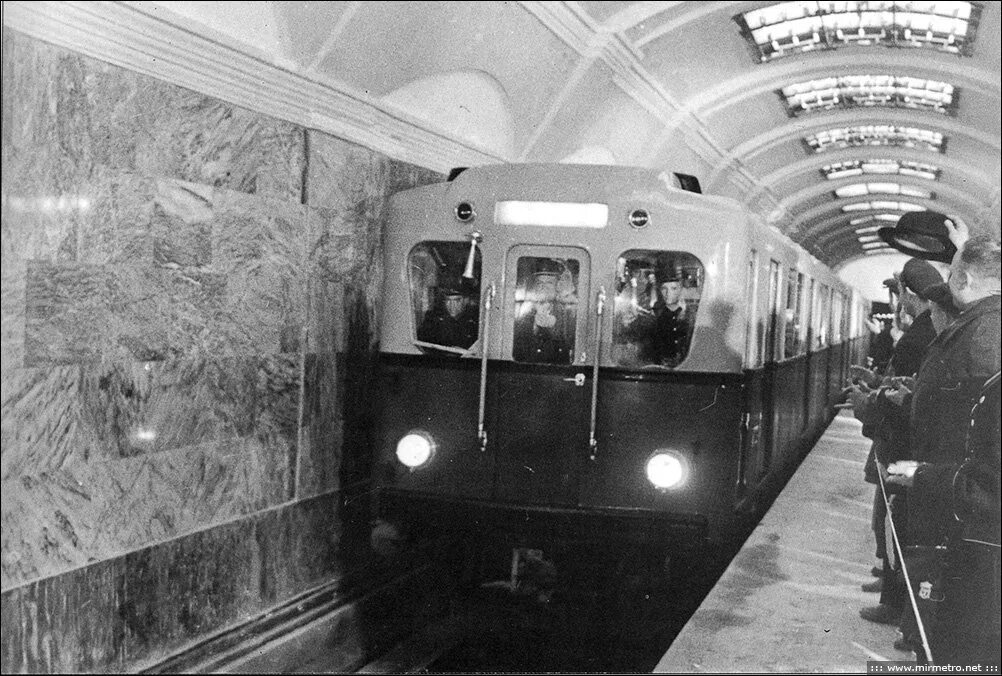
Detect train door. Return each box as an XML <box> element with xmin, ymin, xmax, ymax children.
<box><xmin>761</xmin><ymin>259</ymin><xmax>783</xmax><ymax>477</ymax></box>
<box><xmin>490</xmin><ymin>245</ymin><xmax>592</xmax><ymax>506</ymax></box>
<box><xmin>739</xmin><ymin>250</ymin><xmax>766</xmax><ymax>500</ymax></box>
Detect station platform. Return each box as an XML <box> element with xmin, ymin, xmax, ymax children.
<box><xmin>655</xmin><ymin>410</ymin><xmax>911</xmax><ymax>673</ymax></box>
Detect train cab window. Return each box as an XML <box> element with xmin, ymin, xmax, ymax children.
<box><xmin>407</xmin><ymin>241</ymin><xmax>481</xmax><ymax>354</ymax></box>
<box><xmin>611</xmin><ymin>250</ymin><xmax>703</xmax><ymax>368</ymax></box>
<box><xmin>512</xmin><ymin>256</ymin><xmax>580</xmax><ymax>364</ymax></box>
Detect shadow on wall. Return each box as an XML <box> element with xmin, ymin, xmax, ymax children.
<box><xmin>687</xmin><ymin>300</ymin><xmax>743</xmax><ymax>372</ymax></box>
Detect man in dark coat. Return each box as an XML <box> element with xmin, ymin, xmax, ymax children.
<box><xmin>887</xmin><ymin>235</ymin><xmax>1001</xmax><ymax>665</ymax></box>
<box><xmin>514</xmin><ymin>271</ymin><xmax>572</xmax><ymax>364</ymax></box>
<box><xmin>417</xmin><ymin>288</ymin><xmax>479</xmax><ymax>349</ymax></box>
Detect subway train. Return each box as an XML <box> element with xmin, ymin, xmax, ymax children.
<box><xmin>373</xmin><ymin>163</ymin><xmax>869</xmax><ymax>582</ymax></box>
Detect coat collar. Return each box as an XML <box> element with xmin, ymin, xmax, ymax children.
<box><xmin>935</xmin><ymin>294</ymin><xmax>1001</xmax><ymax>346</ymax></box>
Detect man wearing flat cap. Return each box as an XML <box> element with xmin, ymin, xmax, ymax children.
<box><xmin>886</xmin><ymin>258</ymin><xmax>943</xmax><ymax>378</ymax></box>
<box><xmin>417</xmin><ymin>285</ymin><xmax>479</xmax><ymax>349</ymax></box>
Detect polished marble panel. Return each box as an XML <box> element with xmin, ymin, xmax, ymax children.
<box><xmin>298</xmin><ymin>353</ymin><xmax>344</xmax><ymax>499</ymax></box>
<box><xmin>305</xmin><ymin>275</ymin><xmax>344</xmax><ymax>355</ymax></box>
<box><xmin>24</xmin><ymin>260</ymin><xmax>228</xmax><ymax>365</ymax></box>
<box><xmin>78</xmin><ymin>171</ymin><xmax>157</xmax><ymax>266</ymax></box>
<box><xmin>1</xmin><ymin>436</ymin><xmax>291</xmax><ymax>590</ymax></box>
<box><xmin>1</xmin><ymin>492</ymin><xmax>350</xmax><ymax>674</ymax></box>
<box><xmin>211</xmin><ymin>188</ymin><xmax>308</xmax><ymax>355</ymax></box>
<box><xmin>0</xmin><ymin>194</ymin><xmax>79</xmax><ymax>267</ymax></box>
<box><xmin>2</xmin><ymin>29</ymin><xmax>306</xmax><ymax>203</ymax></box>
<box><xmin>0</xmin><ymin>264</ymin><xmax>27</xmax><ymax>391</ymax></box>
<box><xmin>1</xmin><ymin>353</ymin><xmax>299</xmax><ymax>587</ymax></box>
<box><xmin>2</xmin><ymin>355</ymin><xmax>296</xmax><ymax>471</ymax></box>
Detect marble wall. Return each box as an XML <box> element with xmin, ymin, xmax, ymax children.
<box><xmin>0</xmin><ymin>27</ymin><xmax>441</xmax><ymax>672</ymax></box>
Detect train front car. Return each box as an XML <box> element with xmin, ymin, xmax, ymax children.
<box><xmin>376</xmin><ymin>164</ymin><xmax>786</xmax><ymax>582</ymax></box>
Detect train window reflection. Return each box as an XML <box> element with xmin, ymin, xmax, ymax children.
<box><xmin>513</xmin><ymin>257</ymin><xmax>579</xmax><ymax>364</ymax></box>
<box><xmin>783</xmin><ymin>269</ymin><xmax>805</xmax><ymax>358</ymax></box>
<box><xmin>408</xmin><ymin>241</ymin><xmax>481</xmax><ymax>354</ymax></box>
<box><xmin>612</xmin><ymin>251</ymin><xmax>703</xmax><ymax>368</ymax></box>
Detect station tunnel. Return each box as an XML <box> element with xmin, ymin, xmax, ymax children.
<box><xmin>1</xmin><ymin>2</ymin><xmax>1000</xmax><ymax>673</ymax></box>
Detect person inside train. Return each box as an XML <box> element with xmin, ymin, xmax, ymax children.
<box><xmin>883</xmin><ymin>234</ymin><xmax>1001</xmax><ymax>665</ymax></box>
<box><xmin>845</xmin><ymin>257</ymin><xmax>943</xmax><ymax>632</ymax></box>
<box><xmin>653</xmin><ymin>277</ymin><xmax>690</xmax><ymax>368</ymax></box>
<box><xmin>513</xmin><ymin>265</ymin><xmax>573</xmax><ymax>364</ymax></box>
<box><xmin>416</xmin><ymin>285</ymin><xmax>479</xmax><ymax>349</ymax></box>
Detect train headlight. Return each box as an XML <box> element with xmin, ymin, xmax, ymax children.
<box><xmin>396</xmin><ymin>431</ymin><xmax>436</xmax><ymax>469</ymax></box>
<box><xmin>645</xmin><ymin>451</ymin><xmax>689</xmax><ymax>490</ymax></box>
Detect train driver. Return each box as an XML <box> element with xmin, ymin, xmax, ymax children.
<box><xmin>416</xmin><ymin>286</ymin><xmax>479</xmax><ymax>349</ymax></box>
<box><xmin>513</xmin><ymin>268</ymin><xmax>573</xmax><ymax>364</ymax></box>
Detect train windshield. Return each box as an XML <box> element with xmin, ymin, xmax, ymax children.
<box><xmin>612</xmin><ymin>250</ymin><xmax>703</xmax><ymax>368</ymax></box>
<box><xmin>512</xmin><ymin>256</ymin><xmax>581</xmax><ymax>364</ymax></box>
<box><xmin>407</xmin><ymin>241</ymin><xmax>481</xmax><ymax>355</ymax></box>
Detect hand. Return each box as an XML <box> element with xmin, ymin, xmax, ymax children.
<box><xmin>846</xmin><ymin>385</ymin><xmax>871</xmax><ymax>410</ymax></box>
<box><xmin>883</xmin><ymin>385</ymin><xmax>910</xmax><ymax>407</ymax></box>
<box><xmin>943</xmin><ymin>216</ymin><xmax>970</xmax><ymax>250</ymax></box>
<box><xmin>886</xmin><ymin>461</ymin><xmax>920</xmax><ymax>488</ymax></box>
<box><xmin>534</xmin><ymin>304</ymin><xmax>556</xmax><ymax>329</ymax></box>
<box><xmin>850</xmin><ymin>365</ymin><xmax>877</xmax><ymax>388</ymax></box>
<box><xmin>890</xmin><ymin>376</ymin><xmax>914</xmax><ymax>390</ymax></box>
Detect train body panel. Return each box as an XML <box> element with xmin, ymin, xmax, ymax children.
<box><xmin>373</xmin><ymin>163</ymin><xmax>868</xmax><ymax>564</ymax></box>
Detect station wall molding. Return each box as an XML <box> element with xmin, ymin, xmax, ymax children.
<box><xmin>1</xmin><ymin>1</ymin><xmax>505</xmax><ymax>174</ymax></box>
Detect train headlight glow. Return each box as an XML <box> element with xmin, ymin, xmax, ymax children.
<box><xmin>645</xmin><ymin>451</ymin><xmax>689</xmax><ymax>490</ymax></box>
<box><xmin>396</xmin><ymin>432</ymin><xmax>436</xmax><ymax>469</ymax></box>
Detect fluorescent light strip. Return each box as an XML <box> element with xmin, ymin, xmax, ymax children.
<box><xmin>494</xmin><ymin>201</ymin><xmax>609</xmax><ymax>228</ymax></box>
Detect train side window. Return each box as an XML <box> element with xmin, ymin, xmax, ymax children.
<box><xmin>816</xmin><ymin>284</ymin><xmax>831</xmax><ymax>348</ymax></box>
<box><xmin>804</xmin><ymin>277</ymin><xmax>815</xmax><ymax>350</ymax></box>
<box><xmin>783</xmin><ymin>269</ymin><xmax>804</xmax><ymax>358</ymax></box>
<box><xmin>832</xmin><ymin>292</ymin><xmax>845</xmax><ymax>344</ymax></box>
<box><xmin>407</xmin><ymin>241</ymin><xmax>481</xmax><ymax>354</ymax></box>
<box><xmin>512</xmin><ymin>256</ymin><xmax>580</xmax><ymax>364</ymax></box>
<box><xmin>744</xmin><ymin>250</ymin><xmax>762</xmax><ymax>368</ymax></box>
<box><xmin>765</xmin><ymin>260</ymin><xmax>783</xmax><ymax>363</ymax></box>
<box><xmin>611</xmin><ymin>250</ymin><xmax>703</xmax><ymax>368</ymax></box>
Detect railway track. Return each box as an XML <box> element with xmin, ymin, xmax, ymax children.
<box><xmin>353</xmin><ymin>541</ymin><xmax>740</xmax><ymax>674</ymax></box>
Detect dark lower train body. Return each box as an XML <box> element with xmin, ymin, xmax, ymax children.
<box><xmin>374</xmin><ymin>339</ymin><xmax>862</xmax><ymax>581</ymax></box>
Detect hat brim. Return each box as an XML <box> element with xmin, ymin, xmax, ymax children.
<box><xmin>877</xmin><ymin>211</ymin><xmax>957</xmax><ymax>263</ymax></box>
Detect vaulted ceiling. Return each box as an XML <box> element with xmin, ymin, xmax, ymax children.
<box><xmin>8</xmin><ymin>1</ymin><xmax>1001</xmax><ymax>279</ymax></box>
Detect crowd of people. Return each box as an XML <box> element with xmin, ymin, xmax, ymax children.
<box><xmin>845</xmin><ymin>220</ymin><xmax>1000</xmax><ymax>666</ymax></box>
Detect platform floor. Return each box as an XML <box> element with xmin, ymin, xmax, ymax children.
<box><xmin>655</xmin><ymin>411</ymin><xmax>913</xmax><ymax>673</ymax></box>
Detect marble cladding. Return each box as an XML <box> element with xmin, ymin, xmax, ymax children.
<box><xmin>0</xmin><ymin>28</ymin><xmax>306</xmax><ymax>204</ymax></box>
<box><xmin>2</xmin><ymin>19</ymin><xmax>443</xmax><ymax>643</ymax></box>
<box><xmin>0</xmin><ymin>492</ymin><xmax>351</xmax><ymax>674</ymax></box>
